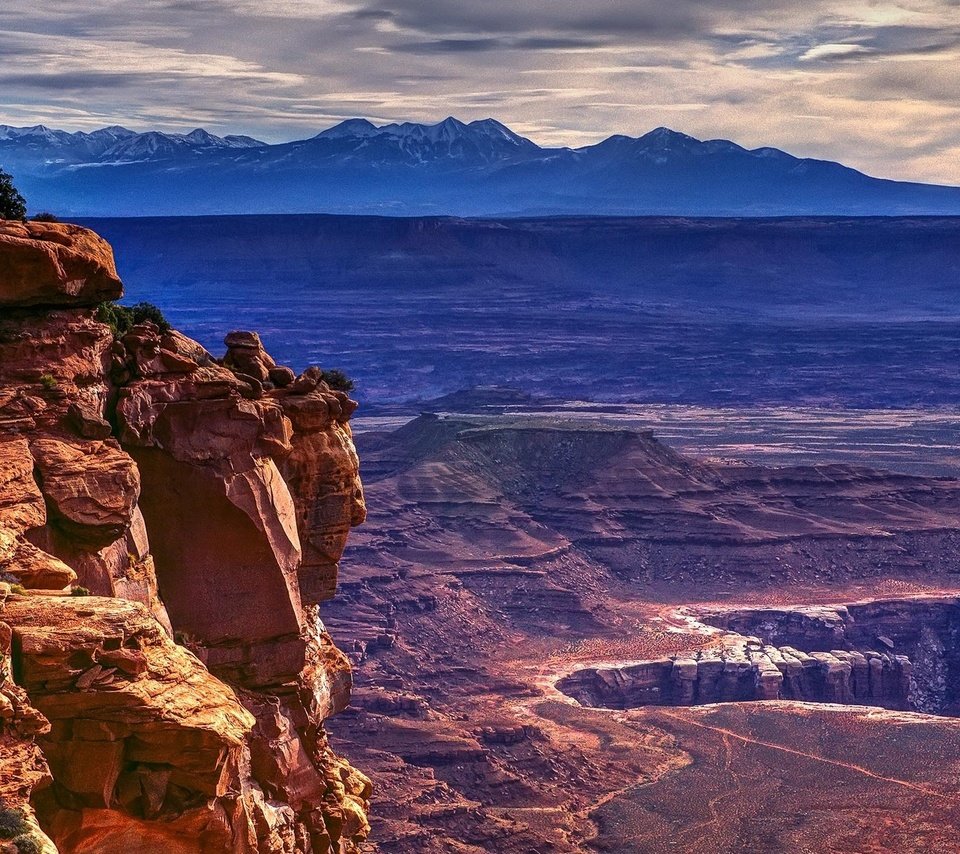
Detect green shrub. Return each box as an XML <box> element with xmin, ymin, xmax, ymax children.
<box><xmin>71</xmin><ymin>586</ymin><xmax>91</xmax><ymax>597</ymax></box>
<box><xmin>0</xmin><ymin>806</ymin><xmax>29</xmax><ymax>839</ymax></box>
<box><xmin>9</xmin><ymin>584</ymin><xmax>26</xmax><ymax>595</ymax></box>
<box><xmin>0</xmin><ymin>170</ymin><xmax>26</xmax><ymax>221</ymax></box>
<box><xmin>31</xmin><ymin>211</ymin><xmax>60</xmax><ymax>223</ymax></box>
<box><xmin>14</xmin><ymin>835</ymin><xmax>42</xmax><ymax>854</ymax></box>
<box><xmin>39</xmin><ymin>374</ymin><xmax>57</xmax><ymax>390</ymax></box>
<box><xmin>96</xmin><ymin>301</ymin><xmax>171</xmax><ymax>336</ymax></box>
<box><xmin>320</xmin><ymin>368</ymin><xmax>355</xmax><ymax>393</ymax></box>
<box><xmin>174</xmin><ymin>630</ymin><xmax>198</xmax><ymax>648</ymax></box>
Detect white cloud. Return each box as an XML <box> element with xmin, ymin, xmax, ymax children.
<box><xmin>799</xmin><ymin>43</ymin><xmax>873</xmax><ymax>61</ymax></box>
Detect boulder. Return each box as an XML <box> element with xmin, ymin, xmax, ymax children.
<box><xmin>0</xmin><ymin>222</ymin><xmax>122</xmax><ymax>308</ymax></box>
<box><xmin>269</xmin><ymin>366</ymin><xmax>296</xmax><ymax>388</ymax></box>
<box><xmin>30</xmin><ymin>438</ymin><xmax>140</xmax><ymax>546</ymax></box>
<box><xmin>67</xmin><ymin>403</ymin><xmax>113</xmax><ymax>441</ymax></box>
<box><xmin>223</xmin><ymin>330</ymin><xmax>275</xmax><ymax>382</ymax></box>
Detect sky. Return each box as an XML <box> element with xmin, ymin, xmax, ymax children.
<box><xmin>1</xmin><ymin>0</ymin><xmax>959</xmax><ymax>184</ymax></box>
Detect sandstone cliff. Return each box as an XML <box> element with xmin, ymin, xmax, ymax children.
<box><xmin>0</xmin><ymin>221</ymin><xmax>370</xmax><ymax>853</ymax></box>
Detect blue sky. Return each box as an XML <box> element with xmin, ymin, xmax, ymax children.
<box><xmin>1</xmin><ymin>0</ymin><xmax>958</xmax><ymax>183</ymax></box>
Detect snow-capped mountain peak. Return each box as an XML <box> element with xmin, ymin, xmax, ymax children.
<box><xmin>318</xmin><ymin>116</ymin><xmax>534</xmax><ymax>147</ymax></box>
<box><xmin>0</xmin><ymin>124</ymin><xmax>71</xmax><ymax>143</ymax></box>
<box><xmin>184</xmin><ymin>128</ymin><xmax>221</xmax><ymax>146</ymax></box>
<box><xmin>315</xmin><ymin>118</ymin><xmax>381</xmax><ymax>140</ymax></box>
<box><xmin>306</xmin><ymin>116</ymin><xmax>540</xmax><ymax>165</ymax></box>
<box><xmin>640</xmin><ymin>126</ymin><xmax>697</xmax><ymax>144</ymax></box>
<box><xmin>86</xmin><ymin>126</ymin><xmax>137</xmax><ymax>140</ymax></box>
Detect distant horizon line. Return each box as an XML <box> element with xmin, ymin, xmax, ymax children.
<box><xmin>4</xmin><ymin>114</ymin><xmax>959</xmax><ymax>191</ymax></box>
<box><xmin>72</xmin><ymin>213</ymin><xmax>960</xmax><ymax>222</ymax></box>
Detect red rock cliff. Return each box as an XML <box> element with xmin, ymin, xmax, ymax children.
<box><xmin>0</xmin><ymin>221</ymin><xmax>370</xmax><ymax>853</ymax></box>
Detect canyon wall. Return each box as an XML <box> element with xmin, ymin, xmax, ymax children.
<box><xmin>0</xmin><ymin>221</ymin><xmax>369</xmax><ymax>852</ymax></box>
<box><xmin>557</xmin><ymin>642</ymin><xmax>914</xmax><ymax>710</ymax></box>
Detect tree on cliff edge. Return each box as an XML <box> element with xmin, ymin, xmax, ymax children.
<box><xmin>0</xmin><ymin>169</ymin><xmax>27</xmax><ymax>220</ymax></box>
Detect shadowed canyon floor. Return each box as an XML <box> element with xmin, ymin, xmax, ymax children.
<box><xmin>323</xmin><ymin>412</ymin><xmax>960</xmax><ymax>853</ymax></box>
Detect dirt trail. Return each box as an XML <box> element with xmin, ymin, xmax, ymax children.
<box><xmin>657</xmin><ymin>708</ymin><xmax>960</xmax><ymax>802</ymax></box>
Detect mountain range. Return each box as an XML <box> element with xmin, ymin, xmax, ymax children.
<box><xmin>3</xmin><ymin>116</ymin><xmax>960</xmax><ymax>217</ymax></box>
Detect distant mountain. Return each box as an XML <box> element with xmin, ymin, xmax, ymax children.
<box><xmin>0</xmin><ymin>124</ymin><xmax>264</xmax><ymax>168</ymax></box>
<box><xmin>4</xmin><ymin>117</ymin><xmax>960</xmax><ymax>216</ymax></box>
<box><xmin>311</xmin><ymin>116</ymin><xmax>538</xmax><ymax>164</ymax></box>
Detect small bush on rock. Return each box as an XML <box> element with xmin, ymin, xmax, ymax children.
<box><xmin>320</xmin><ymin>368</ymin><xmax>355</xmax><ymax>392</ymax></box>
<box><xmin>71</xmin><ymin>586</ymin><xmax>91</xmax><ymax>596</ymax></box>
<box><xmin>96</xmin><ymin>301</ymin><xmax>171</xmax><ymax>336</ymax></box>
<box><xmin>14</xmin><ymin>835</ymin><xmax>42</xmax><ymax>854</ymax></box>
<box><xmin>31</xmin><ymin>211</ymin><xmax>60</xmax><ymax>222</ymax></box>
<box><xmin>39</xmin><ymin>374</ymin><xmax>57</xmax><ymax>390</ymax></box>
<box><xmin>0</xmin><ymin>806</ymin><xmax>29</xmax><ymax>839</ymax></box>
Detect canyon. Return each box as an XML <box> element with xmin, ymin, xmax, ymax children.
<box><xmin>3</xmin><ymin>218</ymin><xmax>960</xmax><ymax>853</ymax></box>
<box><xmin>0</xmin><ymin>221</ymin><xmax>369</xmax><ymax>852</ymax></box>
<box><xmin>321</xmin><ymin>412</ymin><xmax>960</xmax><ymax>852</ymax></box>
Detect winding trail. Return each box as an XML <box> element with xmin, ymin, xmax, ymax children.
<box><xmin>656</xmin><ymin>708</ymin><xmax>960</xmax><ymax>802</ymax></box>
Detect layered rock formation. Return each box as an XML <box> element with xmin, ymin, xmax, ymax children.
<box><xmin>0</xmin><ymin>222</ymin><xmax>369</xmax><ymax>852</ymax></box>
<box><xmin>558</xmin><ymin>596</ymin><xmax>960</xmax><ymax>719</ymax></box>
<box><xmin>557</xmin><ymin>637</ymin><xmax>914</xmax><ymax>710</ymax></box>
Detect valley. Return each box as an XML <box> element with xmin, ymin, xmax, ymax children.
<box><xmin>49</xmin><ymin>211</ymin><xmax>958</xmax><ymax>852</ymax></box>
<box><xmin>321</xmin><ymin>410</ymin><xmax>960</xmax><ymax>852</ymax></box>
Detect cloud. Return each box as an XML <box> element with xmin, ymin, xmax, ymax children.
<box><xmin>0</xmin><ymin>0</ymin><xmax>959</xmax><ymax>183</ymax></box>
<box><xmin>386</xmin><ymin>36</ymin><xmax>605</xmax><ymax>54</ymax></box>
<box><xmin>799</xmin><ymin>43</ymin><xmax>873</xmax><ymax>61</ymax></box>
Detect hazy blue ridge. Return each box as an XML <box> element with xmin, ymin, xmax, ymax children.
<box><xmin>5</xmin><ymin>118</ymin><xmax>960</xmax><ymax>216</ymax></box>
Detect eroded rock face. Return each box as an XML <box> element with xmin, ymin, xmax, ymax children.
<box><xmin>0</xmin><ymin>590</ymin><xmax>57</xmax><ymax>854</ymax></box>
<box><xmin>0</xmin><ymin>236</ymin><xmax>169</xmax><ymax>626</ymax></box>
<box><xmin>0</xmin><ymin>223</ymin><xmax>370</xmax><ymax>852</ymax></box>
<box><xmin>280</xmin><ymin>393</ymin><xmax>365</xmax><ymax>606</ymax></box>
<box><xmin>3</xmin><ymin>594</ymin><xmax>256</xmax><ymax>852</ymax></box>
<box><xmin>558</xmin><ymin>643</ymin><xmax>914</xmax><ymax>710</ymax></box>
<box><xmin>0</xmin><ymin>438</ymin><xmax>76</xmax><ymax>590</ymax></box>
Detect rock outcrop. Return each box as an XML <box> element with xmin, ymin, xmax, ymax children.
<box><xmin>0</xmin><ymin>222</ymin><xmax>369</xmax><ymax>852</ymax></box>
<box><xmin>0</xmin><ymin>222</ymin><xmax>122</xmax><ymax>309</ymax></box>
<box><xmin>5</xmin><ymin>593</ymin><xmax>255</xmax><ymax>853</ymax></box>
<box><xmin>557</xmin><ymin>597</ymin><xmax>960</xmax><ymax>715</ymax></box>
<box><xmin>558</xmin><ymin>643</ymin><xmax>914</xmax><ymax>710</ymax></box>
